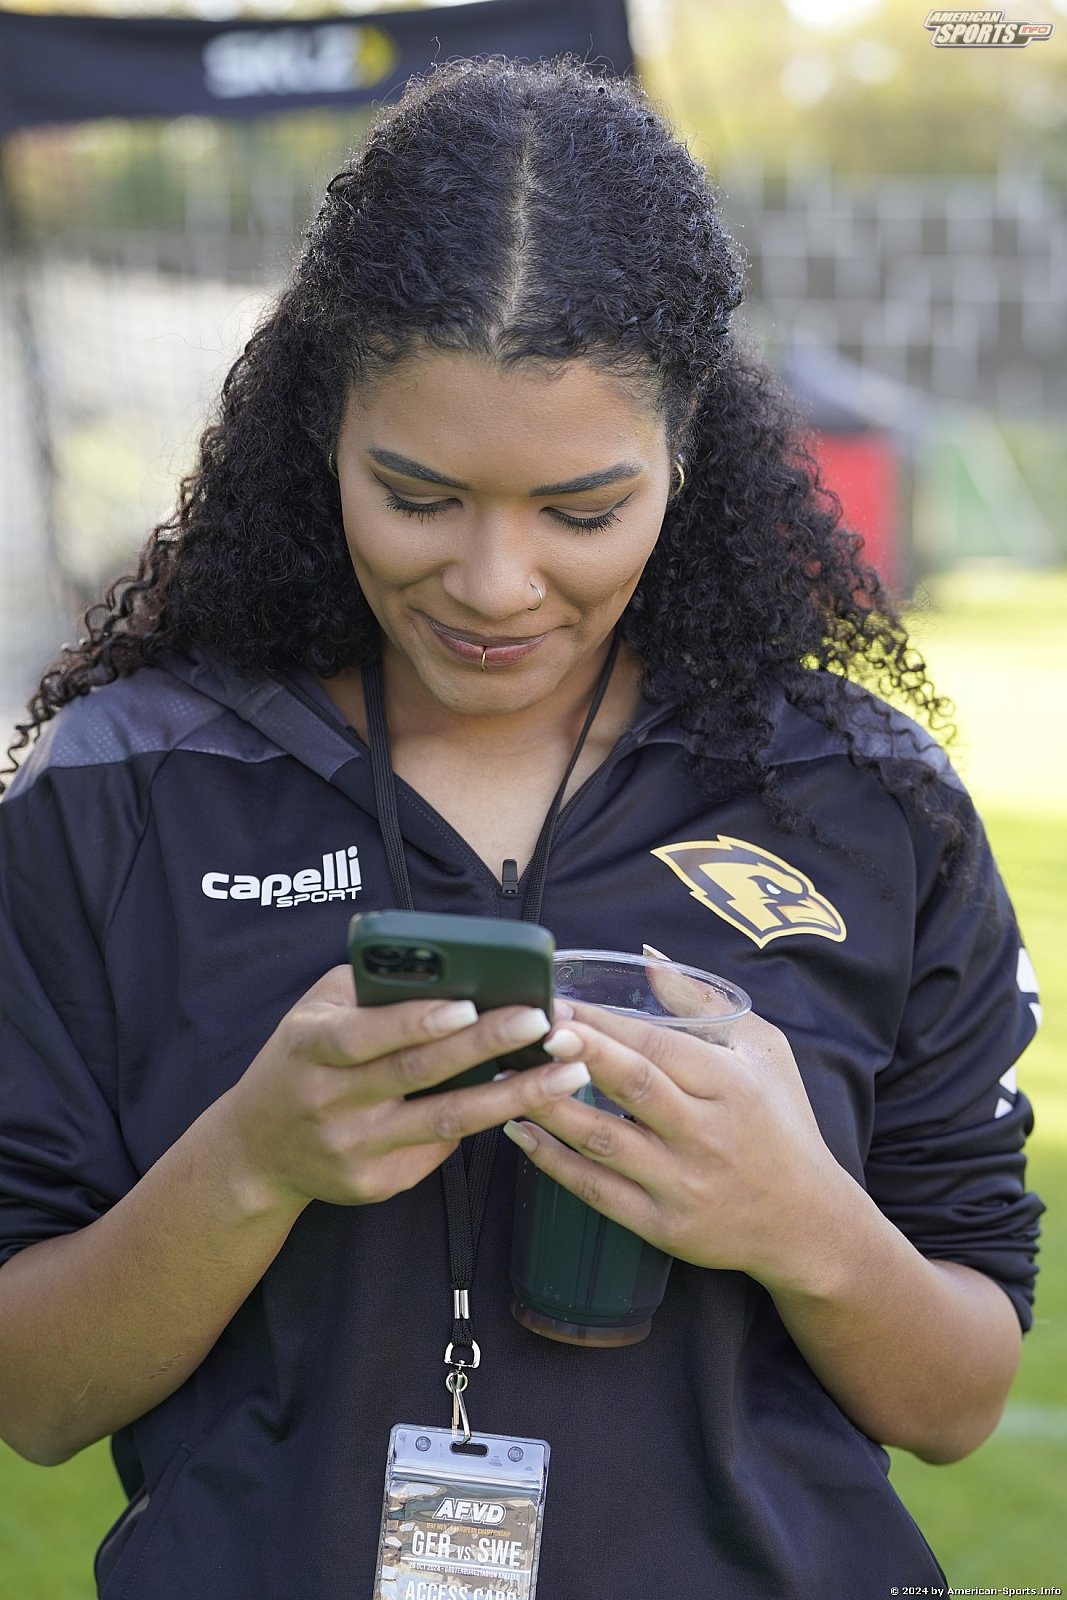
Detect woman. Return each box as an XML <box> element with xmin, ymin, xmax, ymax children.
<box><xmin>0</xmin><ymin>56</ymin><xmax>1041</xmax><ymax>1599</ymax></box>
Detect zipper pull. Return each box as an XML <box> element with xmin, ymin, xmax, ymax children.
<box><xmin>500</xmin><ymin>858</ymin><xmax>520</xmax><ymax>897</ymax></box>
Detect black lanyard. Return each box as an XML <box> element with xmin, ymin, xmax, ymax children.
<box><xmin>362</xmin><ymin>633</ymin><xmax>621</xmax><ymax>1419</ymax></box>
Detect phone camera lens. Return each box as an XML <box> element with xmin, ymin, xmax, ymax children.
<box><xmin>403</xmin><ymin>949</ymin><xmax>443</xmax><ymax>980</ymax></box>
<box><xmin>364</xmin><ymin>944</ymin><xmax>406</xmax><ymax>975</ymax></box>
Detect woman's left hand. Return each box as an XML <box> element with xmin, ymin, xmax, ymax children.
<box><xmin>503</xmin><ymin>999</ymin><xmax>851</xmax><ymax>1294</ymax></box>
<box><xmin>505</xmin><ymin>974</ymin><xmax>1027</xmax><ymax>1464</ymax></box>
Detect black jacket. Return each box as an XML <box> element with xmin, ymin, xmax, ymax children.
<box><xmin>0</xmin><ymin>652</ymin><xmax>1042</xmax><ymax>1599</ymax></box>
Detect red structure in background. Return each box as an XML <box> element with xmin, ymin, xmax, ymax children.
<box><xmin>811</xmin><ymin>430</ymin><xmax>903</xmax><ymax>593</ymax></box>
<box><xmin>786</xmin><ymin>347</ymin><xmax>918</xmax><ymax>601</ymax></box>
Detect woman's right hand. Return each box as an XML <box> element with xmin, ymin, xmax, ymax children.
<box><xmin>218</xmin><ymin>965</ymin><xmax>588</xmax><ymax>1216</ymax></box>
<box><xmin>2</xmin><ymin>959</ymin><xmax>589</xmax><ymax>1464</ymax></box>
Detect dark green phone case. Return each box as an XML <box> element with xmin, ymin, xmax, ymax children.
<box><xmin>348</xmin><ymin>910</ymin><xmax>555</xmax><ymax>1093</ymax></box>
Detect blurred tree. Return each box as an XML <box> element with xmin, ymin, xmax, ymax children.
<box><xmin>641</xmin><ymin>0</ymin><xmax>1067</xmax><ymax>180</ymax></box>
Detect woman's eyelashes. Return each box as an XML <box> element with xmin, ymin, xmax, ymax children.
<box><xmin>379</xmin><ymin>487</ymin><xmax>627</xmax><ymax>534</ymax></box>
<box><xmin>550</xmin><ymin>506</ymin><xmax>622</xmax><ymax>532</ymax></box>
<box><xmin>382</xmin><ymin>491</ymin><xmax>451</xmax><ymax>525</ymax></box>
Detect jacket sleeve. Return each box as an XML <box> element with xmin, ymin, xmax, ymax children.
<box><xmin>865</xmin><ymin>787</ymin><xmax>1043</xmax><ymax>1330</ymax></box>
<box><xmin>0</xmin><ymin>762</ymin><xmax>140</xmax><ymax>1267</ymax></box>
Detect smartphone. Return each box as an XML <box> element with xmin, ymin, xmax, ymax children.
<box><xmin>348</xmin><ymin>909</ymin><xmax>555</xmax><ymax>1093</ymax></box>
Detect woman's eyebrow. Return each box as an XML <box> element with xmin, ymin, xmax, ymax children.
<box><xmin>368</xmin><ymin>448</ymin><xmax>471</xmax><ymax>490</ymax></box>
<box><xmin>368</xmin><ymin>447</ymin><xmax>643</xmax><ymax>497</ymax></box>
<box><xmin>528</xmin><ymin>463</ymin><xmax>643</xmax><ymax>496</ymax></box>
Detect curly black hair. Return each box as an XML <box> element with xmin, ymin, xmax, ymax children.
<box><xmin>4</xmin><ymin>54</ymin><xmax>957</xmax><ymax>848</ymax></box>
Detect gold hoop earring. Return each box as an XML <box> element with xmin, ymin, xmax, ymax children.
<box><xmin>669</xmin><ymin>457</ymin><xmax>686</xmax><ymax>500</ymax></box>
<box><xmin>527</xmin><ymin>582</ymin><xmax>544</xmax><ymax>612</ymax></box>
<box><xmin>327</xmin><ymin>448</ymin><xmax>338</xmax><ymax>478</ymax></box>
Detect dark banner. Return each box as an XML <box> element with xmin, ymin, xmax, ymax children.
<box><xmin>0</xmin><ymin>0</ymin><xmax>633</xmax><ymax>135</ymax></box>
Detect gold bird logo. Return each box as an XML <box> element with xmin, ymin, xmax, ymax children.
<box><xmin>650</xmin><ymin>835</ymin><xmax>847</xmax><ymax>950</ymax></box>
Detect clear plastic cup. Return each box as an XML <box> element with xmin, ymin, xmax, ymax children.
<box><xmin>510</xmin><ymin>951</ymin><xmax>751</xmax><ymax>1346</ymax></box>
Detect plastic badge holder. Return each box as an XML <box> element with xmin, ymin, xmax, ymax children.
<box><xmin>374</xmin><ymin>1425</ymin><xmax>551</xmax><ymax>1600</ymax></box>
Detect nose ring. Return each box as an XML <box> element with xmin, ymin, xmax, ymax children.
<box><xmin>527</xmin><ymin>582</ymin><xmax>544</xmax><ymax>612</ymax></box>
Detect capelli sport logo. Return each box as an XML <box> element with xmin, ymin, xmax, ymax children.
<box><xmin>924</xmin><ymin>9</ymin><xmax>1054</xmax><ymax>45</ymax></box>
<box><xmin>651</xmin><ymin>836</ymin><xmax>847</xmax><ymax>950</ymax></box>
<box><xmin>202</xmin><ymin>846</ymin><xmax>361</xmax><ymax>909</ymax></box>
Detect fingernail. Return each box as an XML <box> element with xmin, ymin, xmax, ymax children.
<box><xmin>426</xmin><ymin>1000</ymin><xmax>479</xmax><ymax>1034</ymax></box>
<box><xmin>543</xmin><ymin>1024</ymin><xmax>585</xmax><ymax>1062</ymax></box>
<box><xmin>553</xmin><ymin>999</ymin><xmax>575</xmax><ymax>1020</ymax></box>
<box><xmin>543</xmin><ymin>1027</ymin><xmax>582</xmax><ymax>1059</ymax></box>
<box><xmin>547</xmin><ymin>1061</ymin><xmax>590</xmax><ymax>1095</ymax></box>
<box><xmin>643</xmin><ymin>944</ymin><xmax>670</xmax><ymax>961</ymax></box>
<box><xmin>503</xmin><ymin>1120</ymin><xmax>538</xmax><ymax>1154</ymax></box>
<box><xmin>501</xmin><ymin>1008</ymin><xmax>551</xmax><ymax>1045</ymax></box>
<box><xmin>492</xmin><ymin>1070</ymin><xmax>516</xmax><ymax>1082</ymax></box>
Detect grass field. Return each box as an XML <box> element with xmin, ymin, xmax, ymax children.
<box><xmin>0</xmin><ymin>566</ymin><xmax>1064</xmax><ymax>1596</ymax></box>
<box><xmin>886</xmin><ymin>568</ymin><xmax>1067</xmax><ymax>1594</ymax></box>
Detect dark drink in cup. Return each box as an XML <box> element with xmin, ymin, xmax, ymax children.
<box><xmin>511</xmin><ymin>1080</ymin><xmax>673</xmax><ymax>1346</ymax></box>
<box><xmin>510</xmin><ymin>951</ymin><xmax>750</xmax><ymax>1346</ymax></box>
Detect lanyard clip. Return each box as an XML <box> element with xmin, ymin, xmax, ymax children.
<box><xmin>445</xmin><ymin>1290</ymin><xmax>479</xmax><ymax>1444</ymax></box>
<box><xmin>443</xmin><ymin>1340</ymin><xmax>481</xmax><ymax>1369</ymax></box>
<box><xmin>446</xmin><ymin>1367</ymin><xmax>472</xmax><ymax>1445</ymax></box>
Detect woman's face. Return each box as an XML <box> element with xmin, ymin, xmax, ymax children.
<box><xmin>333</xmin><ymin>350</ymin><xmax>672</xmax><ymax>718</ymax></box>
